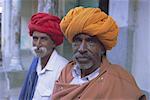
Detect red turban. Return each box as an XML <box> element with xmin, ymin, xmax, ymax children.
<box><xmin>28</xmin><ymin>13</ymin><xmax>64</xmax><ymax>46</ymax></box>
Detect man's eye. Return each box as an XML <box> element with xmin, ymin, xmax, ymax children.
<box><xmin>87</xmin><ymin>39</ymin><xmax>95</xmax><ymax>43</ymax></box>
<box><xmin>33</xmin><ymin>37</ymin><xmax>38</xmax><ymax>41</ymax></box>
<box><xmin>73</xmin><ymin>38</ymin><xmax>82</xmax><ymax>43</ymax></box>
<box><xmin>72</xmin><ymin>38</ymin><xmax>82</xmax><ymax>47</ymax></box>
<box><xmin>88</xmin><ymin>40</ymin><xmax>94</xmax><ymax>43</ymax></box>
<box><xmin>41</xmin><ymin>37</ymin><xmax>48</xmax><ymax>41</ymax></box>
<box><xmin>87</xmin><ymin>38</ymin><xmax>99</xmax><ymax>43</ymax></box>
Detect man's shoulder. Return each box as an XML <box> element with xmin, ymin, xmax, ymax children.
<box><xmin>108</xmin><ymin>64</ymin><xmax>136</xmax><ymax>85</ymax></box>
<box><xmin>109</xmin><ymin>64</ymin><xmax>129</xmax><ymax>75</ymax></box>
<box><xmin>105</xmin><ymin>64</ymin><xmax>143</xmax><ymax>98</ymax></box>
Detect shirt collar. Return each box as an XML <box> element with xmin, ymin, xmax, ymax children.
<box><xmin>36</xmin><ymin>50</ymin><xmax>59</xmax><ymax>75</ymax></box>
<box><xmin>72</xmin><ymin>64</ymin><xmax>100</xmax><ymax>81</ymax></box>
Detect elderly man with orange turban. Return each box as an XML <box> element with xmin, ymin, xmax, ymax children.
<box><xmin>19</xmin><ymin>13</ymin><xmax>68</xmax><ymax>100</ymax></box>
<box><xmin>51</xmin><ymin>7</ymin><xmax>146</xmax><ymax>100</ymax></box>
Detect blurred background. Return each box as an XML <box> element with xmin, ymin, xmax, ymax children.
<box><xmin>0</xmin><ymin>0</ymin><xmax>150</xmax><ymax>99</ymax></box>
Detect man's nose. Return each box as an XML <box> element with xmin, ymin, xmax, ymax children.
<box><xmin>78</xmin><ymin>40</ymin><xmax>87</xmax><ymax>54</ymax></box>
<box><xmin>35</xmin><ymin>39</ymin><xmax>42</xmax><ymax>48</ymax></box>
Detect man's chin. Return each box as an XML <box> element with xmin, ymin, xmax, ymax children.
<box><xmin>76</xmin><ymin>61</ymin><xmax>93</xmax><ymax>70</ymax></box>
<box><xmin>78</xmin><ymin>64</ymin><xmax>93</xmax><ymax>70</ymax></box>
<box><xmin>34</xmin><ymin>53</ymin><xmax>46</xmax><ymax>58</ymax></box>
<box><xmin>76</xmin><ymin>57</ymin><xmax>89</xmax><ymax>63</ymax></box>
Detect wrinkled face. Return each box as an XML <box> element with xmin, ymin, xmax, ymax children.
<box><xmin>72</xmin><ymin>33</ymin><xmax>104</xmax><ymax>70</ymax></box>
<box><xmin>32</xmin><ymin>31</ymin><xmax>55</xmax><ymax>58</ymax></box>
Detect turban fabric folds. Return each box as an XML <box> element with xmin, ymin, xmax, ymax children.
<box><xmin>60</xmin><ymin>7</ymin><xmax>119</xmax><ymax>50</ymax></box>
<box><xmin>28</xmin><ymin>13</ymin><xmax>63</xmax><ymax>46</ymax></box>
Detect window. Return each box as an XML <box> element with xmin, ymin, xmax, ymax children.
<box><xmin>99</xmin><ymin>0</ymin><xmax>109</xmax><ymax>14</ymax></box>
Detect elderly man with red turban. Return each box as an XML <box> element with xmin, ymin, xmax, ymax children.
<box><xmin>19</xmin><ymin>13</ymin><xmax>68</xmax><ymax>100</ymax></box>
<box><xmin>51</xmin><ymin>7</ymin><xmax>146</xmax><ymax>100</ymax></box>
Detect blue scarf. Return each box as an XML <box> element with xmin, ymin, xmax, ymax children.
<box><xmin>19</xmin><ymin>57</ymin><xmax>39</xmax><ymax>100</ymax></box>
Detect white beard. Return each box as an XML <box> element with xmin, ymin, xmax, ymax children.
<box><xmin>31</xmin><ymin>46</ymin><xmax>47</xmax><ymax>58</ymax></box>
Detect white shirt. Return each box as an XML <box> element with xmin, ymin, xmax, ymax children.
<box><xmin>70</xmin><ymin>64</ymin><xmax>100</xmax><ymax>85</ymax></box>
<box><xmin>32</xmin><ymin>50</ymin><xmax>68</xmax><ymax>100</ymax></box>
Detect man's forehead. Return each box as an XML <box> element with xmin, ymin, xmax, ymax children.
<box><xmin>32</xmin><ymin>31</ymin><xmax>49</xmax><ymax>37</ymax></box>
<box><xmin>73</xmin><ymin>33</ymin><xmax>105</xmax><ymax>47</ymax></box>
<box><xmin>32</xmin><ymin>31</ymin><xmax>55</xmax><ymax>43</ymax></box>
<box><xmin>74</xmin><ymin>33</ymin><xmax>97</xmax><ymax>39</ymax></box>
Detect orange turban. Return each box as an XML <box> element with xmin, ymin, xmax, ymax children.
<box><xmin>60</xmin><ymin>7</ymin><xmax>119</xmax><ymax>50</ymax></box>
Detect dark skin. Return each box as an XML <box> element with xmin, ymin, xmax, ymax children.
<box><xmin>32</xmin><ymin>31</ymin><xmax>56</xmax><ymax>69</ymax></box>
<box><xmin>72</xmin><ymin>33</ymin><xmax>105</xmax><ymax>77</ymax></box>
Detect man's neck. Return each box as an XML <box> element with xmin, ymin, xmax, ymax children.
<box><xmin>40</xmin><ymin>51</ymin><xmax>53</xmax><ymax>69</ymax></box>
<box><xmin>81</xmin><ymin>65</ymin><xmax>100</xmax><ymax>78</ymax></box>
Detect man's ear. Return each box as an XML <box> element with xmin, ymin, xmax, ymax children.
<box><xmin>101</xmin><ymin>42</ymin><xmax>105</xmax><ymax>51</ymax></box>
<box><xmin>100</xmin><ymin>43</ymin><xmax>106</xmax><ymax>56</ymax></box>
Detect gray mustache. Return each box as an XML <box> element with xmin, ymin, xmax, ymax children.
<box><xmin>74</xmin><ymin>54</ymin><xmax>89</xmax><ymax>59</ymax></box>
<box><xmin>32</xmin><ymin>46</ymin><xmax>45</xmax><ymax>51</ymax></box>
